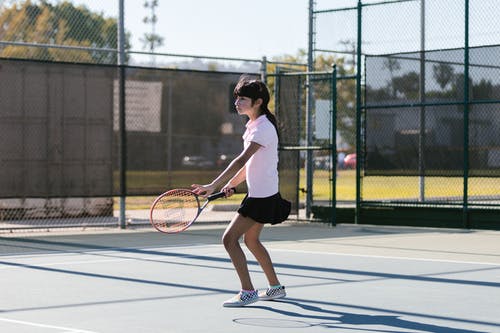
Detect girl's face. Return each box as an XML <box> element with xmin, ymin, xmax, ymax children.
<box><xmin>234</xmin><ymin>96</ymin><xmax>255</xmax><ymax>115</ymax></box>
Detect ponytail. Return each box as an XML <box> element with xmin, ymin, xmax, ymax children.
<box><xmin>263</xmin><ymin>107</ymin><xmax>280</xmax><ymax>140</ymax></box>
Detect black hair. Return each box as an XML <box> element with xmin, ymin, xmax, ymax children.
<box><xmin>233</xmin><ymin>76</ymin><xmax>279</xmax><ymax>138</ymax></box>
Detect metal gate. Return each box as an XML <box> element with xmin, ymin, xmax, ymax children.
<box><xmin>271</xmin><ymin>68</ymin><xmax>338</xmax><ymax>223</ymax></box>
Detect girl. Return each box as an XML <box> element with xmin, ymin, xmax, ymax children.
<box><xmin>191</xmin><ymin>76</ymin><xmax>291</xmax><ymax>307</ymax></box>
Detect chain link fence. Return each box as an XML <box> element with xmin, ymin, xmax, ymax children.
<box><xmin>271</xmin><ymin>70</ymin><xmax>336</xmax><ymax>217</ymax></box>
<box><xmin>365</xmin><ymin>45</ymin><xmax>500</xmax><ymax>207</ymax></box>
<box><xmin>0</xmin><ymin>1</ymin><xmax>286</xmax><ymax>232</ymax></box>
<box><xmin>0</xmin><ymin>0</ymin><xmax>263</xmax><ymax>70</ymax></box>
<box><xmin>0</xmin><ymin>0</ymin><xmax>119</xmax><ymax>64</ymax></box>
<box><xmin>312</xmin><ymin>0</ymin><xmax>500</xmax><ymax>228</ymax></box>
<box><xmin>315</xmin><ymin>0</ymin><xmax>499</xmax><ymax>56</ymax></box>
<box><xmin>2</xmin><ymin>0</ymin><xmax>499</xmax><ymax>230</ymax></box>
<box><xmin>0</xmin><ymin>56</ymin><xmax>259</xmax><ymax>232</ymax></box>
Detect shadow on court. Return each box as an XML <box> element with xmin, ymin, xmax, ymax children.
<box><xmin>0</xmin><ymin>223</ymin><xmax>499</xmax><ymax>332</ymax></box>
<box><xmin>237</xmin><ymin>299</ymin><xmax>490</xmax><ymax>333</ymax></box>
<box><xmin>2</xmin><ymin>232</ymin><xmax>500</xmax><ymax>289</ymax></box>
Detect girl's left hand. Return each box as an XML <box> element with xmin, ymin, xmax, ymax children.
<box><xmin>191</xmin><ymin>183</ymin><xmax>215</xmax><ymax>197</ymax></box>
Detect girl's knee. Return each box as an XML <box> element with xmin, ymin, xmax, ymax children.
<box><xmin>222</xmin><ymin>232</ymin><xmax>238</xmax><ymax>249</ymax></box>
<box><xmin>243</xmin><ymin>235</ymin><xmax>261</xmax><ymax>250</ymax></box>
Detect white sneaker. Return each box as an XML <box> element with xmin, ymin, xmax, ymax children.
<box><xmin>258</xmin><ymin>285</ymin><xmax>286</xmax><ymax>301</ymax></box>
<box><xmin>223</xmin><ymin>290</ymin><xmax>259</xmax><ymax>307</ymax></box>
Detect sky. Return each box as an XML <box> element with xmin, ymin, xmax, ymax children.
<box><xmin>79</xmin><ymin>0</ymin><xmax>314</xmax><ymax>61</ymax></box>
<box><xmin>72</xmin><ymin>0</ymin><xmax>499</xmax><ymax>62</ymax></box>
<box><xmin>3</xmin><ymin>0</ymin><xmax>498</xmax><ymax>64</ymax></box>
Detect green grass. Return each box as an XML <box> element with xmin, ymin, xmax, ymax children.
<box><xmin>306</xmin><ymin>170</ymin><xmax>500</xmax><ymax>201</ymax></box>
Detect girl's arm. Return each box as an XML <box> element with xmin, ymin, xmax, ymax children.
<box><xmin>226</xmin><ymin>165</ymin><xmax>246</xmax><ymax>188</ymax></box>
<box><xmin>191</xmin><ymin>142</ymin><xmax>260</xmax><ymax>196</ymax></box>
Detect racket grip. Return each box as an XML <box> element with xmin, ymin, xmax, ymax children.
<box><xmin>207</xmin><ymin>188</ymin><xmax>236</xmax><ymax>201</ymax></box>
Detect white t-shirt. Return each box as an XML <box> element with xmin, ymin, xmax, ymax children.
<box><xmin>242</xmin><ymin>115</ymin><xmax>279</xmax><ymax>198</ymax></box>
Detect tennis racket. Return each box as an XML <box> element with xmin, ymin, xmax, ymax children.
<box><xmin>149</xmin><ymin>189</ymin><xmax>228</xmax><ymax>233</ymax></box>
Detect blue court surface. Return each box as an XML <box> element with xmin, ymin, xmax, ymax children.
<box><xmin>1</xmin><ymin>223</ymin><xmax>499</xmax><ymax>333</ymax></box>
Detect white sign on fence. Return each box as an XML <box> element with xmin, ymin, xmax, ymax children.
<box><xmin>113</xmin><ymin>80</ymin><xmax>163</xmax><ymax>132</ymax></box>
<box><xmin>315</xmin><ymin>99</ymin><xmax>331</xmax><ymax>140</ymax></box>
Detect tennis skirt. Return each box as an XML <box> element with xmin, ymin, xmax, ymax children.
<box><xmin>237</xmin><ymin>192</ymin><xmax>291</xmax><ymax>225</ymax></box>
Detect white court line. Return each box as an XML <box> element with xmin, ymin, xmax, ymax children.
<box><xmin>3</xmin><ymin>243</ymin><xmax>498</xmax><ymax>268</ymax></box>
<box><xmin>0</xmin><ymin>244</ymin><xmax>223</xmax><ymax>262</ymax></box>
<box><xmin>0</xmin><ymin>243</ymin><xmax>221</xmax><ymax>260</ymax></box>
<box><xmin>0</xmin><ymin>244</ymin><xmax>227</xmax><ymax>270</ymax></box>
<box><xmin>0</xmin><ymin>258</ymin><xmax>134</xmax><ymax>270</ymax></box>
<box><xmin>0</xmin><ymin>317</ymin><xmax>98</xmax><ymax>333</ymax></box>
<box><xmin>268</xmin><ymin>247</ymin><xmax>500</xmax><ymax>266</ymax></box>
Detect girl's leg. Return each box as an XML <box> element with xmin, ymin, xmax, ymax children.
<box><xmin>222</xmin><ymin>214</ymin><xmax>257</xmax><ymax>291</ymax></box>
<box><xmin>243</xmin><ymin>222</ymin><xmax>280</xmax><ymax>286</ymax></box>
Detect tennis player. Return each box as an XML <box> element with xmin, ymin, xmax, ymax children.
<box><xmin>191</xmin><ymin>76</ymin><xmax>291</xmax><ymax>307</ymax></box>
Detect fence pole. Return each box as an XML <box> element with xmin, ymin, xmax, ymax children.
<box><xmin>305</xmin><ymin>0</ymin><xmax>315</xmax><ymax>218</ymax></box>
<box><xmin>355</xmin><ymin>0</ymin><xmax>363</xmax><ymax>224</ymax></box>
<box><xmin>118</xmin><ymin>0</ymin><xmax>127</xmax><ymax>229</ymax></box>
<box><xmin>463</xmin><ymin>0</ymin><xmax>470</xmax><ymax>228</ymax></box>
<box><xmin>331</xmin><ymin>65</ymin><xmax>337</xmax><ymax>226</ymax></box>
<box><xmin>261</xmin><ymin>56</ymin><xmax>267</xmax><ymax>82</ymax></box>
<box><xmin>418</xmin><ymin>0</ymin><xmax>426</xmax><ymax>202</ymax></box>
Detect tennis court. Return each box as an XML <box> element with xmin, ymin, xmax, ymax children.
<box><xmin>1</xmin><ymin>223</ymin><xmax>499</xmax><ymax>333</ymax></box>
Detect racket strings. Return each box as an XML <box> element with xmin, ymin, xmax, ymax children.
<box><xmin>151</xmin><ymin>190</ymin><xmax>199</xmax><ymax>233</ymax></box>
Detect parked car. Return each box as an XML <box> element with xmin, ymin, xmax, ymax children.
<box><xmin>343</xmin><ymin>153</ymin><xmax>356</xmax><ymax>169</ymax></box>
<box><xmin>181</xmin><ymin>155</ymin><xmax>214</xmax><ymax>169</ymax></box>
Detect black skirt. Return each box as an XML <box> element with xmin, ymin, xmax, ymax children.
<box><xmin>237</xmin><ymin>192</ymin><xmax>291</xmax><ymax>225</ymax></box>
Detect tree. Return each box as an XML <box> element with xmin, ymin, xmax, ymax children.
<box><xmin>432</xmin><ymin>62</ymin><xmax>454</xmax><ymax>90</ymax></box>
<box><xmin>383</xmin><ymin>57</ymin><xmax>401</xmax><ymax>98</ymax></box>
<box><xmin>392</xmin><ymin>71</ymin><xmax>420</xmax><ymax>99</ymax></box>
<box><xmin>0</xmin><ymin>0</ymin><xmax>129</xmax><ymax>64</ymax></box>
<box><xmin>140</xmin><ymin>0</ymin><xmax>164</xmax><ymax>66</ymax></box>
<box><xmin>472</xmin><ymin>79</ymin><xmax>493</xmax><ymax>100</ymax></box>
<box><xmin>339</xmin><ymin>39</ymin><xmax>356</xmax><ymax>70</ymax></box>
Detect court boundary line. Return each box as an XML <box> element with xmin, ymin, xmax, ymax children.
<box><xmin>2</xmin><ymin>241</ymin><xmax>500</xmax><ymax>266</ymax></box>
<box><xmin>268</xmin><ymin>248</ymin><xmax>500</xmax><ymax>266</ymax></box>
<box><xmin>0</xmin><ymin>243</ymin><xmax>222</xmax><ymax>259</ymax></box>
<box><xmin>2</xmin><ymin>246</ymin><xmax>499</xmax><ymax>290</ymax></box>
<box><xmin>0</xmin><ymin>317</ymin><xmax>98</xmax><ymax>333</ymax></box>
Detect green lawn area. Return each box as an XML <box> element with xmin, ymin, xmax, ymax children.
<box><xmin>307</xmin><ymin>170</ymin><xmax>500</xmax><ymax>201</ymax></box>
<box><xmin>118</xmin><ymin>169</ymin><xmax>500</xmax><ymax>209</ymax></box>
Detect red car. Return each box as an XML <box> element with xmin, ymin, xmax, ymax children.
<box><xmin>343</xmin><ymin>153</ymin><xmax>356</xmax><ymax>169</ymax></box>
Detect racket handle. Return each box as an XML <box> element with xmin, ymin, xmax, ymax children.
<box><xmin>207</xmin><ymin>188</ymin><xmax>236</xmax><ymax>201</ymax></box>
